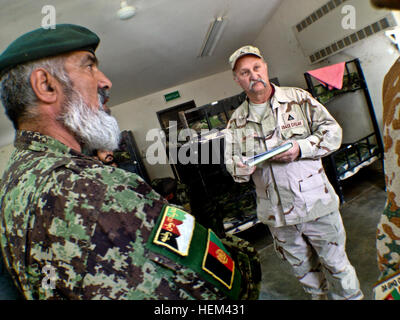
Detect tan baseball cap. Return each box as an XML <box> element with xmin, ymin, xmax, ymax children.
<box><xmin>229</xmin><ymin>45</ymin><xmax>263</xmax><ymax>70</ymax></box>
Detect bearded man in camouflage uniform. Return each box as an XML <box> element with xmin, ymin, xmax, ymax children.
<box><xmin>0</xmin><ymin>25</ymin><xmax>260</xmax><ymax>300</ymax></box>
<box><xmin>224</xmin><ymin>45</ymin><xmax>363</xmax><ymax>300</ymax></box>
<box><xmin>370</xmin><ymin>0</ymin><xmax>400</xmax><ymax>300</ymax></box>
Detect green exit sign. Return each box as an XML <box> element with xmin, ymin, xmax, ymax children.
<box><xmin>164</xmin><ymin>90</ymin><xmax>180</xmax><ymax>102</ymax></box>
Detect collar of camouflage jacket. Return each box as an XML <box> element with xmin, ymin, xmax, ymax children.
<box><xmin>273</xmin><ymin>84</ymin><xmax>294</xmax><ymax>104</ymax></box>
<box><xmin>14</xmin><ymin>130</ymin><xmax>85</xmax><ymax>158</ymax></box>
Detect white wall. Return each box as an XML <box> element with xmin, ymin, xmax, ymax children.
<box><xmin>0</xmin><ymin>71</ymin><xmax>242</xmax><ymax>180</ymax></box>
<box><xmin>0</xmin><ymin>143</ymin><xmax>14</xmax><ymax>178</ymax></box>
<box><xmin>111</xmin><ymin>69</ymin><xmax>242</xmax><ymax>180</ymax></box>
<box><xmin>1</xmin><ymin>0</ymin><xmax>398</xmax><ymax>180</ymax></box>
<box><xmin>254</xmin><ymin>0</ymin><xmax>399</xmax><ymax>143</ymax></box>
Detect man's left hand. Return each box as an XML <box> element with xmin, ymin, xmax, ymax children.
<box><xmin>271</xmin><ymin>141</ymin><xmax>300</xmax><ymax>163</ymax></box>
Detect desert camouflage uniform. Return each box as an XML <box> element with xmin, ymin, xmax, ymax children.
<box><xmin>225</xmin><ymin>85</ymin><xmax>363</xmax><ymax>299</ymax></box>
<box><xmin>0</xmin><ymin>130</ymin><xmax>260</xmax><ymax>300</ymax></box>
<box><xmin>377</xmin><ymin>57</ymin><xmax>400</xmax><ymax>282</ymax></box>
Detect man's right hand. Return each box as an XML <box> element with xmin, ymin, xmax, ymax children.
<box><xmin>236</xmin><ymin>161</ymin><xmax>256</xmax><ymax>176</ymax></box>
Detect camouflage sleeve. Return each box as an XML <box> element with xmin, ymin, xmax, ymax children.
<box><xmin>375</xmin><ymin>60</ymin><xmax>400</xmax><ymax>285</ymax></box>
<box><xmin>376</xmin><ymin>203</ymin><xmax>400</xmax><ymax>282</ymax></box>
<box><xmin>30</xmin><ymin>167</ymin><xmax>223</xmax><ymax>300</ymax></box>
<box><xmin>296</xmin><ymin>89</ymin><xmax>343</xmax><ymax>159</ymax></box>
<box><xmin>224</xmin><ymin>122</ymin><xmax>252</xmax><ymax>183</ymax></box>
<box><xmin>220</xmin><ymin>233</ymin><xmax>261</xmax><ymax>300</ymax></box>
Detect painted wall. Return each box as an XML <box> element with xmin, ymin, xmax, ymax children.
<box><xmin>0</xmin><ymin>143</ymin><xmax>14</xmax><ymax>179</ymax></box>
<box><xmin>111</xmin><ymin>69</ymin><xmax>242</xmax><ymax>180</ymax></box>
<box><xmin>253</xmin><ymin>0</ymin><xmax>399</xmax><ymax>143</ymax></box>
<box><xmin>1</xmin><ymin>0</ymin><xmax>398</xmax><ymax>180</ymax></box>
<box><xmin>113</xmin><ymin>0</ymin><xmax>400</xmax><ymax>181</ymax></box>
<box><xmin>0</xmin><ymin>70</ymin><xmax>242</xmax><ymax>180</ymax></box>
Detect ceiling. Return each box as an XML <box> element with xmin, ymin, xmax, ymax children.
<box><xmin>0</xmin><ymin>0</ymin><xmax>283</xmax><ymax>147</ymax></box>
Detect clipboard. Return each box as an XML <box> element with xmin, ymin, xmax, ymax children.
<box><xmin>243</xmin><ymin>142</ymin><xmax>293</xmax><ymax>167</ymax></box>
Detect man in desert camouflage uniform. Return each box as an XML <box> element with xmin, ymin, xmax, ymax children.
<box><xmin>0</xmin><ymin>24</ymin><xmax>260</xmax><ymax>300</ymax></box>
<box><xmin>224</xmin><ymin>45</ymin><xmax>363</xmax><ymax>299</ymax></box>
<box><xmin>370</xmin><ymin>0</ymin><xmax>400</xmax><ymax>300</ymax></box>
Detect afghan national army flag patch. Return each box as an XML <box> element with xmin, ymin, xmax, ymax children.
<box><xmin>153</xmin><ymin>206</ymin><xmax>195</xmax><ymax>256</ymax></box>
<box><xmin>148</xmin><ymin>206</ymin><xmax>242</xmax><ymax>299</ymax></box>
<box><xmin>374</xmin><ymin>271</ymin><xmax>400</xmax><ymax>300</ymax></box>
<box><xmin>202</xmin><ymin>229</ymin><xmax>235</xmax><ymax>289</ymax></box>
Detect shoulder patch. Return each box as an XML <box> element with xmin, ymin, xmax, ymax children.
<box><xmin>147</xmin><ymin>205</ymin><xmax>243</xmax><ymax>299</ymax></box>
<box><xmin>202</xmin><ymin>229</ymin><xmax>235</xmax><ymax>289</ymax></box>
<box><xmin>153</xmin><ymin>206</ymin><xmax>195</xmax><ymax>256</ymax></box>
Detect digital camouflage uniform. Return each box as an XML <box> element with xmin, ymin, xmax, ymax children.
<box><xmin>0</xmin><ymin>130</ymin><xmax>260</xmax><ymax>300</ymax></box>
<box><xmin>376</xmin><ymin>57</ymin><xmax>400</xmax><ymax>288</ymax></box>
<box><xmin>225</xmin><ymin>84</ymin><xmax>363</xmax><ymax>299</ymax></box>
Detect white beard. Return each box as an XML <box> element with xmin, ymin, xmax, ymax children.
<box><xmin>59</xmin><ymin>92</ymin><xmax>121</xmax><ymax>153</ymax></box>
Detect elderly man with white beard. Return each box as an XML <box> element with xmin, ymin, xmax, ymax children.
<box><xmin>0</xmin><ymin>24</ymin><xmax>261</xmax><ymax>300</ymax></box>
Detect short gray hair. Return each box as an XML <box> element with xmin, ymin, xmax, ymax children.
<box><xmin>0</xmin><ymin>55</ymin><xmax>71</xmax><ymax>129</ymax></box>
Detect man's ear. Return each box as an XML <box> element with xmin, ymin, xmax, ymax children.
<box><xmin>30</xmin><ymin>68</ymin><xmax>60</xmax><ymax>104</ymax></box>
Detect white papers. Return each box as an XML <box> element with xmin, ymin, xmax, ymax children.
<box><xmin>244</xmin><ymin>142</ymin><xmax>293</xmax><ymax>167</ymax></box>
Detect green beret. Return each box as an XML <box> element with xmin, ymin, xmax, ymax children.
<box><xmin>0</xmin><ymin>24</ymin><xmax>100</xmax><ymax>75</ymax></box>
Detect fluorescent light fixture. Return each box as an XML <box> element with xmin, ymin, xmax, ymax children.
<box><xmin>199</xmin><ymin>17</ymin><xmax>227</xmax><ymax>57</ymax></box>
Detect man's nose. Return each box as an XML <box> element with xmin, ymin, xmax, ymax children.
<box><xmin>249</xmin><ymin>71</ymin><xmax>259</xmax><ymax>81</ymax></box>
<box><xmin>97</xmin><ymin>70</ymin><xmax>112</xmax><ymax>90</ymax></box>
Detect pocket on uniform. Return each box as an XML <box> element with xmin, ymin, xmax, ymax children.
<box><xmin>256</xmin><ymin>185</ymin><xmax>280</xmax><ymax>223</ymax></box>
<box><xmin>299</xmin><ymin>174</ymin><xmax>331</xmax><ymax>210</ymax></box>
<box><xmin>299</xmin><ymin>174</ymin><xmax>324</xmax><ymax>192</ymax></box>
